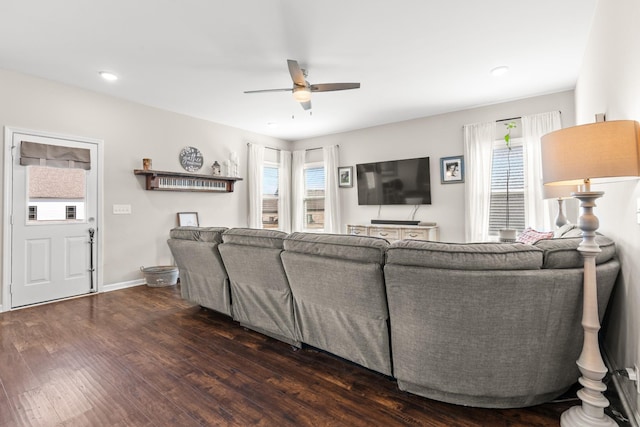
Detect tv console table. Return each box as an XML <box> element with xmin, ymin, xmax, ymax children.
<box><xmin>346</xmin><ymin>223</ymin><xmax>439</xmax><ymax>243</ymax></box>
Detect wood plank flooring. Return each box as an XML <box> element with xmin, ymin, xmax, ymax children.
<box><xmin>0</xmin><ymin>285</ymin><xmax>619</xmax><ymax>426</ymax></box>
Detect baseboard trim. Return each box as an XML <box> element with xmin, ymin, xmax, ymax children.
<box><xmin>102</xmin><ymin>279</ymin><xmax>146</xmax><ymax>293</ymax></box>
<box><xmin>604</xmin><ymin>348</ymin><xmax>640</xmax><ymax>426</ymax></box>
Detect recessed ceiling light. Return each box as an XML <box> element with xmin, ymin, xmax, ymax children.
<box><xmin>490</xmin><ymin>66</ymin><xmax>510</xmax><ymax>77</ymax></box>
<box><xmin>98</xmin><ymin>71</ymin><xmax>118</xmax><ymax>81</ymax></box>
<box><xmin>267</xmin><ymin>122</ymin><xmax>278</xmax><ymax>128</ymax></box>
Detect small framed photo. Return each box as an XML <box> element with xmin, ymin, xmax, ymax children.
<box><xmin>338</xmin><ymin>166</ymin><xmax>353</xmax><ymax>188</ymax></box>
<box><xmin>177</xmin><ymin>212</ymin><xmax>199</xmax><ymax>227</ymax></box>
<box><xmin>440</xmin><ymin>156</ymin><xmax>465</xmax><ymax>184</ymax></box>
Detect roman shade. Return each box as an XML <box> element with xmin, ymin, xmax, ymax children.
<box><xmin>20</xmin><ymin>141</ymin><xmax>91</xmax><ymax>170</ymax></box>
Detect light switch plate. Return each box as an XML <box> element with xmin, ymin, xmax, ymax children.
<box><xmin>113</xmin><ymin>204</ymin><xmax>132</xmax><ymax>215</ymax></box>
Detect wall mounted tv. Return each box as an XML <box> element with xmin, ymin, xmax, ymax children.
<box><xmin>356</xmin><ymin>157</ymin><xmax>431</xmax><ymax>205</ymax></box>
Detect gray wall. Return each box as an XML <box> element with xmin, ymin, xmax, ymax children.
<box><xmin>574</xmin><ymin>0</ymin><xmax>640</xmax><ymax>420</ymax></box>
<box><xmin>294</xmin><ymin>91</ymin><xmax>576</xmax><ymax>242</ymax></box>
<box><xmin>0</xmin><ymin>69</ymin><xmax>290</xmax><ymax>305</ymax></box>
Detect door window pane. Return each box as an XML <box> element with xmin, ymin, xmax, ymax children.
<box><xmin>27</xmin><ymin>166</ymin><xmax>86</xmax><ymax>222</ymax></box>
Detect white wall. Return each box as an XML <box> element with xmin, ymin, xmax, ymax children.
<box><xmin>0</xmin><ymin>69</ymin><xmax>290</xmax><ymax>304</ymax></box>
<box><xmin>295</xmin><ymin>91</ymin><xmax>576</xmax><ymax>242</ymax></box>
<box><xmin>574</xmin><ymin>0</ymin><xmax>640</xmax><ymax>419</ymax></box>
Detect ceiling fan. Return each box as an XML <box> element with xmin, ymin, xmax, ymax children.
<box><xmin>244</xmin><ymin>59</ymin><xmax>360</xmax><ymax>110</ymax></box>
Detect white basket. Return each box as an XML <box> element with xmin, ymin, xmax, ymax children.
<box><xmin>140</xmin><ymin>266</ymin><xmax>179</xmax><ymax>287</ymax></box>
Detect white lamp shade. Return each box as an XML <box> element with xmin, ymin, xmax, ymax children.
<box><xmin>541</xmin><ymin>120</ymin><xmax>640</xmax><ymax>186</ymax></box>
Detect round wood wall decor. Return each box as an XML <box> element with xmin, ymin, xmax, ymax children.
<box><xmin>179</xmin><ymin>146</ymin><xmax>203</xmax><ymax>172</ymax></box>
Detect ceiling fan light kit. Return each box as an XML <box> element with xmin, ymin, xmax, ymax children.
<box><xmin>293</xmin><ymin>86</ymin><xmax>311</xmax><ymax>102</ymax></box>
<box><xmin>245</xmin><ymin>59</ymin><xmax>360</xmax><ymax>110</ymax></box>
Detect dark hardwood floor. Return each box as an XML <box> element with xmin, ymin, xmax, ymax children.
<box><xmin>0</xmin><ymin>285</ymin><xmax>624</xmax><ymax>426</ymax></box>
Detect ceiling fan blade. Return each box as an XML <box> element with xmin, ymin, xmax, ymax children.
<box><xmin>244</xmin><ymin>88</ymin><xmax>292</xmax><ymax>94</ymax></box>
<box><xmin>310</xmin><ymin>83</ymin><xmax>360</xmax><ymax>92</ymax></box>
<box><xmin>300</xmin><ymin>100</ymin><xmax>312</xmax><ymax>111</ymax></box>
<box><xmin>287</xmin><ymin>59</ymin><xmax>307</xmax><ymax>86</ymax></box>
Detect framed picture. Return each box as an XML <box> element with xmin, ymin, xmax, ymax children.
<box><xmin>440</xmin><ymin>156</ymin><xmax>465</xmax><ymax>184</ymax></box>
<box><xmin>177</xmin><ymin>212</ymin><xmax>199</xmax><ymax>227</ymax></box>
<box><xmin>338</xmin><ymin>166</ymin><xmax>353</xmax><ymax>188</ymax></box>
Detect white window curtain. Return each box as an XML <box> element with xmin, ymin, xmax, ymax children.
<box><xmin>247</xmin><ymin>143</ymin><xmax>264</xmax><ymax>229</ymax></box>
<box><xmin>278</xmin><ymin>150</ymin><xmax>292</xmax><ymax>233</ymax></box>
<box><xmin>291</xmin><ymin>150</ymin><xmax>306</xmax><ymax>232</ymax></box>
<box><xmin>521</xmin><ymin>111</ymin><xmax>562</xmax><ymax>231</ymax></box>
<box><xmin>464</xmin><ymin>121</ymin><xmax>496</xmax><ymax>242</ymax></box>
<box><xmin>323</xmin><ymin>145</ymin><xmax>341</xmax><ymax>234</ymax></box>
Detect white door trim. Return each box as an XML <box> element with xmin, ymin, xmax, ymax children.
<box><xmin>3</xmin><ymin>126</ymin><xmax>104</xmax><ymax>312</ymax></box>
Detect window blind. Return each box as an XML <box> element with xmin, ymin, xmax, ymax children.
<box><xmin>489</xmin><ymin>144</ymin><xmax>525</xmax><ymax>234</ymax></box>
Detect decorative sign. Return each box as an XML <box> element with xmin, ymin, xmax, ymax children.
<box><xmin>179</xmin><ymin>146</ymin><xmax>203</xmax><ymax>172</ymax></box>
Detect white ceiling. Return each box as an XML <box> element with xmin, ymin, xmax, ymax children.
<box><xmin>0</xmin><ymin>0</ymin><xmax>597</xmax><ymax>141</ymax></box>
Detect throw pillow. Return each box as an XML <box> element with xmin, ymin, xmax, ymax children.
<box><xmin>554</xmin><ymin>223</ymin><xmax>576</xmax><ymax>238</ymax></box>
<box><xmin>516</xmin><ymin>227</ymin><xmax>554</xmax><ymax>245</ymax></box>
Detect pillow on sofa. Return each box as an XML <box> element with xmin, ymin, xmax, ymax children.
<box><xmin>554</xmin><ymin>223</ymin><xmax>576</xmax><ymax>238</ymax></box>
<box><xmin>516</xmin><ymin>228</ymin><xmax>554</xmax><ymax>245</ymax></box>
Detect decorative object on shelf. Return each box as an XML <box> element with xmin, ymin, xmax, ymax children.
<box><xmin>338</xmin><ymin>166</ymin><xmax>353</xmax><ymax>188</ymax></box>
<box><xmin>133</xmin><ymin>169</ymin><xmax>242</xmax><ymax>193</ymax></box>
<box><xmin>142</xmin><ymin>158</ymin><xmax>152</xmax><ymax>170</ymax></box>
<box><xmin>499</xmin><ymin>122</ymin><xmax>517</xmax><ymax>242</ymax></box>
<box><xmin>177</xmin><ymin>211</ymin><xmax>199</xmax><ymax>226</ymax></box>
<box><xmin>541</xmin><ymin>119</ymin><xmax>640</xmax><ymax>427</ymax></box>
<box><xmin>229</xmin><ymin>151</ymin><xmax>239</xmax><ymax>177</ymax></box>
<box><xmin>222</xmin><ymin>159</ymin><xmax>230</xmax><ymax>176</ymax></box>
<box><xmin>440</xmin><ymin>155</ymin><xmax>464</xmax><ymax>184</ymax></box>
<box><xmin>211</xmin><ymin>161</ymin><xmax>221</xmax><ymax>176</ymax></box>
<box><xmin>179</xmin><ymin>146</ymin><xmax>203</xmax><ymax>172</ymax></box>
<box><xmin>543</xmin><ymin>184</ymin><xmax>577</xmax><ymax>228</ymax></box>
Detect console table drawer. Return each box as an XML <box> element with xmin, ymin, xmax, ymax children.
<box><xmin>401</xmin><ymin>228</ymin><xmax>431</xmax><ymax>241</ymax></box>
<box><xmin>347</xmin><ymin>225</ymin><xmax>368</xmax><ymax>236</ymax></box>
<box><xmin>369</xmin><ymin>227</ymin><xmax>401</xmax><ymax>241</ymax></box>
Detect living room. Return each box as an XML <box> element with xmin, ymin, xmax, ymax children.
<box><xmin>0</xmin><ymin>0</ymin><xmax>638</xmax><ymax>425</ymax></box>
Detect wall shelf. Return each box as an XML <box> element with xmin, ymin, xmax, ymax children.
<box><xmin>133</xmin><ymin>169</ymin><xmax>242</xmax><ymax>193</ymax></box>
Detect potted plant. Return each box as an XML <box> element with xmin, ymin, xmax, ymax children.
<box><xmin>499</xmin><ymin>122</ymin><xmax>517</xmax><ymax>242</ymax></box>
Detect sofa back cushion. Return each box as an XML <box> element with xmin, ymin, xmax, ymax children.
<box><xmin>283</xmin><ymin>232</ymin><xmax>388</xmax><ymax>264</ymax></box>
<box><xmin>169</xmin><ymin>226</ymin><xmax>227</xmax><ymax>243</ymax></box>
<box><xmin>222</xmin><ymin>228</ymin><xmax>287</xmax><ymax>249</ymax></box>
<box><xmin>387</xmin><ymin>240</ymin><xmax>543</xmax><ymax>270</ymax></box>
<box><xmin>533</xmin><ymin>236</ymin><xmax>616</xmax><ymax>269</ymax></box>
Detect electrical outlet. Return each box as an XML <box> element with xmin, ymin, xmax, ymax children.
<box><xmin>113</xmin><ymin>204</ymin><xmax>132</xmax><ymax>215</ymax></box>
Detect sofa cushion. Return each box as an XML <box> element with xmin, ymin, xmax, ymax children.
<box><xmin>169</xmin><ymin>226</ymin><xmax>227</xmax><ymax>243</ymax></box>
<box><xmin>283</xmin><ymin>232</ymin><xmax>389</xmax><ymax>264</ymax></box>
<box><xmin>222</xmin><ymin>228</ymin><xmax>288</xmax><ymax>249</ymax></box>
<box><xmin>533</xmin><ymin>236</ymin><xmax>616</xmax><ymax>269</ymax></box>
<box><xmin>516</xmin><ymin>227</ymin><xmax>554</xmax><ymax>245</ymax></box>
<box><xmin>387</xmin><ymin>240</ymin><xmax>543</xmax><ymax>270</ymax></box>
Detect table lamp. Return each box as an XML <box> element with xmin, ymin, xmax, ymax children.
<box><xmin>542</xmin><ymin>184</ymin><xmax>577</xmax><ymax>228</ymax></box>
<box><xmin>541</xmin><ymin>120</ymin><xmax>640</xmax><ymax>427</ymax></box>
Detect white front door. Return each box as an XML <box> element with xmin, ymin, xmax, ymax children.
<box><xmin>9</xmin><ymin>131</ymin><xmax>99</xmax><ymax>308</ymax></box>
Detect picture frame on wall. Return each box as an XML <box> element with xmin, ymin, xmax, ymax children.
<box><xmin>440</xmin><ymin>156</ymin><xmax>465</xmax><ymax>184</ymax></box>
<box><xmin>338</xmin><ymin>166</ymin><xmax>353</xmax><ymax>188</ymax></box>
<box><xmin>177</xmin><ymin>212</ymin><xmax>199</xmax><ymax>227</ymax></box>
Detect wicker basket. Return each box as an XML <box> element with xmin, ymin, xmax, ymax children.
<box><xmin>140</xmin><ymin>266</ymin><xmax>179</xmax><ymax>287</ymax></box>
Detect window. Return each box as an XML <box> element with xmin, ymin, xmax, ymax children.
<box><xmin>262</xmin><ymin>163</ymin><xmax>279</xmax><ymax>229</ymax></box>
<box><xmin>488</xmin><ymin>139</ymin><xmax>525</xmax><ymax>235</ymax></box>
<box><xmin>303</xmin><ymin>163</ymin><xmax>325</xmax><ymax>231</ymax></box>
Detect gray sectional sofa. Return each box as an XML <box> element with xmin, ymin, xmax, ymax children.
<box><xmin>167</xmin><ymin>226</ymin><xmax>620</xmax><ymax>409</ymax></box>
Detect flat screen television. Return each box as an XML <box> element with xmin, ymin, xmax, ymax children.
<box><xmin>356</xmin><ymin>157</ymin><xmax>431</xmax><ymax>205</ymax></box>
